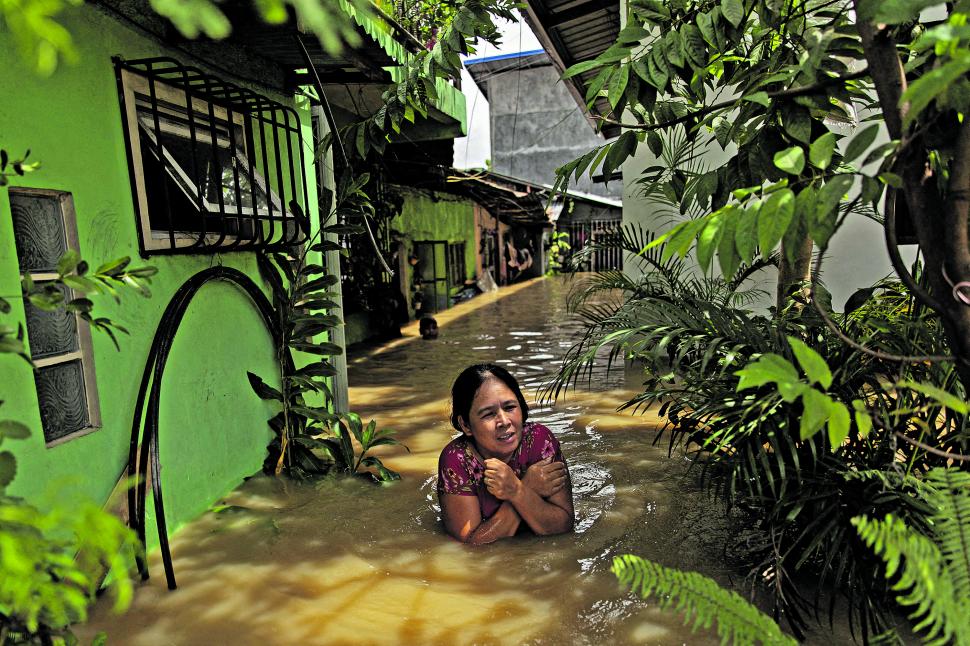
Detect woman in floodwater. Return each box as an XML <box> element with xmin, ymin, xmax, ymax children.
<box><xmin>437</xmin><ymin>363</ymin><xmax>574</xmax><ymax>544</ymax></box>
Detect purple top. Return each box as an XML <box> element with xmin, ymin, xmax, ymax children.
<box><xmin>437</xmin><ymin>422</ymin><xmax>567</xmax><ymax>520</ymax></box>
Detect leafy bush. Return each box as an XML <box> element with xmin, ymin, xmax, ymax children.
<box><xmin>0</xmin><ymin>247</ymin><xmax>149</xmax><ymax>643</ymax></box>
<box><xmin>551</xmin><ymin>232</ymin><xmax>968</xmax><ymax>637</ymax></box>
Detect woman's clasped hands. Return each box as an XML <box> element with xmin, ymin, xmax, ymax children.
<box><xmin>483</xmin><ymin>457</ymin><xmax>568</xmax><ymax>500</ymax></box>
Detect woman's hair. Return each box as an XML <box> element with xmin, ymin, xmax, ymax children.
<box><xmin>450</xmin><ymin>363</ymin><xmax>529</xmax><ymax>432</ymax></box>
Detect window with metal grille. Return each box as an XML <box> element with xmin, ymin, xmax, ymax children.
<box><xmin>114</xmin><ymin>57</ymin><xmax>311</xmax><ymax>255</ymax></box>
<box><xmin>447</xmin><ymin>242</ymin><xmax>466</xmax><ymax>288</ymax></box>
<box><xmin>8</xmin><ymin>188</ymin><xmax>101</xmax><ymax>446</ymax></box>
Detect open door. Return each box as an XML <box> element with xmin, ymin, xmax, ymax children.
<box><xmin>414</xmin><ymin>240</ymin><xmax>448</xmax><ymax>314</ymax></box>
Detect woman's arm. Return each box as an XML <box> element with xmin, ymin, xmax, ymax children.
<box><xmin>484</xmin><ymin>459</ymin><xmax>574</xmax><ymax>536</ymax></box>
<box><xmin>440</xmin><ymin>493</ymin><xmax>521</xmax><ymax>544</ymax></box>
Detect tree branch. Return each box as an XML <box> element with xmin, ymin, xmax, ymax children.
<box><xmin>599</xmin><ymin>69</ymin><xmax>869</xmax><ymax>131</ymax></box>
<box><xmin>894</xmin><ymin>431</ymin><xmax>970</xmax><ymax>462</ymax></box>
<box><xmin>944</xmin><ymin>119</ymin><xmax>970</xmax><ymax>284</ymax></box>
<box><xmin>810</xmin><ymin>244</ymin><xmax>954</xmax><ymax>364</ymax></box>
<box><xmin>884</xmin><ymin>188</ymin><xmax>946</xmax><ymax>313</ymax></box>
<box><xmin>853</xmin><ymin>12</ymin><xmax>906</xmax><ymax>138</ymax></box>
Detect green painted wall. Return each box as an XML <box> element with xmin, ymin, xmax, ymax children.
<box><xmin>390</xmin><ymin>186</ymin><xmax>476</xmax><ymax>314</ymax></box>
<box><xmin>0</xmin><ymin>5</ymin><xmax>322</xmax><ymax>542</ymax></box>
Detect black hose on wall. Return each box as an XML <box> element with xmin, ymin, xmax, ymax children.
<box><xmin>126</xmin><ymin>266</ymin><xmax>291</xmax><ymax>590</ymax></box>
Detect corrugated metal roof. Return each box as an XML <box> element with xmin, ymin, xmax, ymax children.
<box><xmin>520</xmin><ymin>0</ymin><xmax>621</xmax><ymax>138</ymax></box>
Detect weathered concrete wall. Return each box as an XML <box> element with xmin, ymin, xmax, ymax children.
<box><xmin>487</xmin><ymin>65</ymin><xmax>621</xmax><ymax>199</ymax></box>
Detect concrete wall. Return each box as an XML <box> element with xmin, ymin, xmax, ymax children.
<box><xmin>487</xmin><ymin>64</ymin><xmax>620</xmax><ymax>199</ymax></box>
<box><xmin>0</xmin><ymin>5</ymin><xmax>323</xmax><ymax>542</ymax></box>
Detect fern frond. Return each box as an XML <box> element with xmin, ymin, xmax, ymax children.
<box><xmin>611</xmin><ymin>555</ymin><xmax>798</xmax><ymax>646</ymax></box>
<box><xmin>923</xmin><ymin>468</ymin><xmax>970</xmax><ymax>606</ymax></box>
<box><xmin>852</xmin><ymin>513</ymin><xmax>970</xmax><ymax>645</ymax></box>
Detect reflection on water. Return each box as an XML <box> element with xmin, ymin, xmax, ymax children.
<box><xmin>79</xmin><ymin>276</ymin><xmax>835</xmax><ymax>645</ymax></box>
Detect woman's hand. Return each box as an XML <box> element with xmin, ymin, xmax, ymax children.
<box><xmin>484</xmin><ymin>458</ymin><xmax>523</xmax><ymax>500</ymax></box>
<box><xmin>521</xmin><ymin>458</ymin><xmax>568</xmax><ymax>498</ymax></box>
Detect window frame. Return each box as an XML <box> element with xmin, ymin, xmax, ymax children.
<box><xmin>116</xmin><ymin>63</ymin><xmax>307</xmax><ymax>255</ymax></box>
<box><xmin>8</xmin><ymin>187</ymin><xmax>102</xmax><ymax>447</ymax></box>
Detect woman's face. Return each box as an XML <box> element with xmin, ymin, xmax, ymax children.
<box><xmin>459</xmin><ymin>376</ymin><xmax>524</xmax><ymax>461</ymax></box>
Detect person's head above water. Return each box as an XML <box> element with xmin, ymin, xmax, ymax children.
<box><xmin>450</xmin><ymin>363</ymin><xmax>530</xmax><ymax>434</ymax></box>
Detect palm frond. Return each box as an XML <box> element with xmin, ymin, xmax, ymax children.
<box><xmin>612</xmin><ymin>554</ymin><xmax>798</xmax><ymax>646</ymax></box>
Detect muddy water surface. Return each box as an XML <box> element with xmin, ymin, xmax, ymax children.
<box><xmin>81</xmin><ymin>276</ymin><xmax>767</xmax><ymax>645</ymax></box>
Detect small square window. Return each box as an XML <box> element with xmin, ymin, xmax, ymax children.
<box><xmin>7</xmin><ymin>188</ymin><xmax>102</xmax><ymax>446</ymax></box>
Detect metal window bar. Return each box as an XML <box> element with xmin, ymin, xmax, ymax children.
<box><xmin>563</xmin><ymin>219</ymin><xmax>623</xmax><ymax>272</ymax></box>
<box><xmin>113</xmin><ymin>56</ymin><xmax>311</xmax><ymax>255</ymax></box>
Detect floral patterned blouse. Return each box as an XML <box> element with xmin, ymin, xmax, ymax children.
<box><xmin>436</xmin><ymin>422</ymin><xmax>567</xmax><ymax>520</ymax></box>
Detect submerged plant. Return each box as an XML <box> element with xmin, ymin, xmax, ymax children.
<box><xmin>250</xmin><ymin>173</ymin><xmax>406</xmax><ymax>483</ymax></box>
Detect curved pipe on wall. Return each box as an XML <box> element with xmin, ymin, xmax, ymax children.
<box><xmin>126</xmin><ymin>265</ymin><xmax>291</xmax><ymax>590</ymax></box>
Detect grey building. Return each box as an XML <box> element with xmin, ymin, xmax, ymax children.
<box><xmin>465</xmin><ymin>49</ymin><xmax>623</xmax><ymax>271</ymax></box>
<box><xmin>465</xmin><ymin>50</ymin><xmax>621</xmax><ymax>200</ymax></box>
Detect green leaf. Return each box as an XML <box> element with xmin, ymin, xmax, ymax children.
<box><xmin>843</xmin><ymin>124</ymin><xmax>879</xmax><ymax>164</ymax></box>
<box><xmin>736</xmin><ymin>353</ymin><xmax>800</xmax><ymax>391</ymax></box>
<box><xmin>782</xmin><ymin>107</ymin><xmax>811</xmax><ymax>144</ymax></box>
<box><xmin>646</xmin><ymin>46</ymin><xmax>669</xmax><ymax>90</ymax></box>
<box><xmin>758</xmin><ymin>188</ymin><xmax>795</xmax><ymax>255</ymax></box>
<box><xmin>56</xmin><ymin>250</ymin><xmax>81</xmax><ymax>276</ymax></box>
<box><xmin>61</xmin><ymin>275</ymin><xmax>100</xmax><ymax>293</ymax></box>
<box><xmin>646</xmin><ymin>131</ymin><xmax>663</xmax><ymax>158</ymax></box>
<box><xmin>735</xmin><ymin>199</ymin><xmax>760</xmax><ymax>265</ymax></box>
<box><xmin>681</xmin><ymin>24</ymin><xmax>707</xmax><ymax>67</ymax></box>
<box><xmin>800</xmin><ymin>389</ymin><xmax>832</xmax><ymax>440</ymax></box>
<box><xmin>879</xmin><ymin>172</ymin><xmax>904</xmax><ymax>188</ymax></box>
<box><xmin>607</xmin><ymin>65</ymin><xmax>630</xmax><ymax>109</ymax></box>
<box><xmin>811</xmin><ymin>175</ymin><xmax>853</xmax><ymax>246</ymax></box>
<box><xmin>720</xmin><ymin>0</ymin><xmax>744</xmax><ymax>27</ymax></box>
<box><xmin>246</xmin><ymin>372</ymin><xmax>283</xmax><ymax>401</ymax></box>
<box><xmin>300</xmin><ymin>274</ymin><xmax>340</xmax><ymax>294</ymax></box>
<box><xmin>852</xmin><ymin>400</ymin><xmax>872</xmax><ymax>438</ymax></box>
<box><xmin>787</xmin><ymin>337</ymin><xmax>833</xmax><ymax>389</ymax></box>
<box><xmin>291</xmin><ymin>341</ymin><xmax>343</xmax><ymax>356</ymax></box>
<box><xmin>0</xmin><ymin>420</ymin><xmax>31</xmax><ymax>440</ymax></box>
<box><xmin>661</xmin><ymin>218</ymin><xmax>709</xmax><ymax>261</ymax></box>
<box><xmin>603</xmin><ymin>131</ymin><xmax>637</xmax><ymax>179</ymax></box>
<box><xmin>897</xmin><ymin>380</ymin><xmax>969</xmax><ymax>414</ymax></box>
<box><xmin>773</xmin><ymin>147</ymin><xmax>805</xmax><ymax>175</ymax></box>
<box><xmin>742</xmin><ymin>91</ymin><xmax>770</xmax><ymax>107</ymax></box>
<box><xmin>665</xmin><ymin>31</ymin><xmax>684</xmax><ymax>68</ymax></box>
<box><xmin>94</xmin><ymin>256</ymin><xmax>132</xmax><ymax>276</ymax></box>
<box><xmin>901</xmin><ymin>54</ymin><xmax>970</xmax><ymax>127</ymax></box>
<box><xmin>695</xmin><ymin>211</ymin><xmax>724</xmax><ymax>273</ymax></box>
<box><xmin>809</xmin><ymin>132</ymin><xmax>837</xmax><ymax>170</ymax></box>
<box><xmin>0</xmin><ymin>450</ymin><xmax>16</xmax><ymax>488</ymax></box>
<box><xmin>562</xmin><ymin>59</ymin><xmax>604</xmax><ymax>79</ymax></box>
<box><xmin>697</xmin><ymin>11</ymin><xmax>717</xmax><ymax>46</ymax></box>
<box><xmin>870</xmin><ymin>0</ymin><xmax>951</xmax><ymax>24</ymax></box>
<box><xmin>827</xmin><ymin>401</ymin><xmax>850</xmax><ymax>450</ymax></box>
<box><xmin>717</xmin><ymin>207</ymin><xmax>740</xmax><ymax>279</ymax></box>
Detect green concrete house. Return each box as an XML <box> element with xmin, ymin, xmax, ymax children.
<box><xmin>0</xmin><ymin>1</ymin><xmax>459</xmax><ymax>552</ymax></box>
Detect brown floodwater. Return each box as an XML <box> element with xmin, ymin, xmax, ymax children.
<box><xmin>80</xmin><ymin>275</ymin><xmax>847</xmax><ymax>645</ymax></box>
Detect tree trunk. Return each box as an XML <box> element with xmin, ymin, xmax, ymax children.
<box><xmin>776</xmin><ymin>235</ymin><xmax>814</xmax><ymax>313</ymax></box>
<box><xmin>855</xmin><ymin>10</ymin><xmax>970</xmax><ymax>392</ymax></box>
